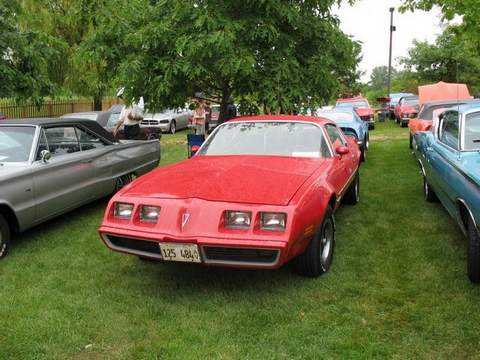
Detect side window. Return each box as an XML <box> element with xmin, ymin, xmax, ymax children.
<box><xmin>36</xmin><ymin>129</ymin><xmax>48</xmax><ymax>161</ymax></box>
<box><xmin>439</xmin><ymin>112</ymin><xmax>460</xmax><ymax>150</ymax></box>
<box><xmin>325</xmin><ymin>124</ymin><xmax>346</xmax><ymax>149</ymax></box>
<box><xmin>44</xmin><ymin>127</ymin><xmax>80</xmax><ymax>156</ymax></box>
<box><xmin>75</xmin><ymin>127</ymin><xmax>106</xmax><ymax>151</ymax></box>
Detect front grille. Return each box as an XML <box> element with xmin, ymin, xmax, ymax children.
<box><xmin>360</xmin><ymin>115</ymin><xmax>371</xmax><ymax>121</ymax></box>
<box><xmin>203</xmin><ymin>247</ymin><xmax>278</xmax><ymax>264</ymax></box>
<box><xmin>108</xmin><ymin>236</ymin><xmax>161</xmax><ymax>254</ymax></box>
<box><xmin>141</xmin><ymin>120</ymin><xmax>160</xmax><ymax>126</ymax></box>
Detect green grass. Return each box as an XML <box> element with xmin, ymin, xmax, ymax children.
<box><xmin>1</xmin><ymin>123</ymin><xmax>480</xmax><ymax>359</ymax></box>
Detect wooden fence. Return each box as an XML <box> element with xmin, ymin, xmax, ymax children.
<box><xmin>0</xmin><ymin>97</ymin><xmax>123</xmax><ymax>119</ymax></box>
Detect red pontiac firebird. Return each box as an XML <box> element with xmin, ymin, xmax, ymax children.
<box><xmin>99</xmin><ymin>115</ymin><xmax>361</xmax><ymax>277</ymax></box>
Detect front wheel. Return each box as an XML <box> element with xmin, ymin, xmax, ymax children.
<box><xmin>115</xmin><ymin>173</ymin><xmax>135</xmax><ymax>192</ymax></box>
<box><xmin>294</xmin><ymin>206</ymin><xmax>335</xmax><ymax>277</ymax></box>
<box><xmin>170</xmin><ymin>120</ymin><xmax>176</xmax><ymax>134</ymax></box>
<box><xmin>409</xmin><ymin>133</ymin><xmax>413</xmax><ymax>149</ymax></box>
<box><xmin>467</xmin><ymin>215</ymin><xmax>480</xmax><ymax>283</ymax></box>
<box><xmin>0</xmin><ymin>214</ymin><xmax>10</xmax><ymax>259</ymax></box>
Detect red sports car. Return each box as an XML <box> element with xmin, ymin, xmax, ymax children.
<box><xmin>336</xmin><ymin>96</ymin><xmax>375</xmax><ymax>129</ymax></box>
<box><xmin>99</xmin><ymin>115</ymin><xmax>361</xmax><ymax>277</ymax></box>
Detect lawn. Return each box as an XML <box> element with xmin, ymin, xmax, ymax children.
<box><xmin>1</xmin><ymin>122</ymin><xmax>479</xmax><ymax>359</ymax></box>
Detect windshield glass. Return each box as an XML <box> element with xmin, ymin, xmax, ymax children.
<box><xmin>336</xmin><ymin>100</ymin><xmax>369</xmax><ymax>108</ymax></box>
<box><xmin>403</xmin><ymin>98</ymin><xmax>419</xmax><ymax>106</ymax></box>
<box><xmin>464</xmin><ymin>112</ymin><xmax>480</xmax><ymax>151</ymax></box>
<box><xmin>0</xmin><ymin>126</ymin><xmax>35</xmax><ymax>162</ymax></box>
<box><xmin>198</xmin><ymin>121</ymin><xmax>331</xmax><ymax>158</ymax></box>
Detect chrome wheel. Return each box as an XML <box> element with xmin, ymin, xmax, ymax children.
<box><xmin>320</xmin><ymin>219</ymin><xmax>334</xmax><ymax>270</ymax></box>
<box><xmin>170</xmin><ymin>120</ymin><xmax>176</xmax><ymax>134</ymax></box>
<box><xmin>115</xmin><ymin>174</ymin><xmax>135</xmax><ymax>192</ymax></box>
<box><xmin>365</xmin><ymin>137</ymin><xmax>369</xmax><ymax>150</ymax></box>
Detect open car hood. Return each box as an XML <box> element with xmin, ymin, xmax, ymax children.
<box><xmin>419</xmin><ymin>81</ymin><xmax>472</xmax><ymax>106</ymax></box>
<box><xmin>125</xmin><ymin>156</ymin><xmax>326</xmax><ymax>206</ymax></box>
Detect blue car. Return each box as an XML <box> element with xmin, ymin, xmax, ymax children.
<box><xmin>415</xmin><ymin>103</ymin><xmax>480</xmax><ymax>282</ymax></box>
<box><xmin>318</xmin><ymin>109</ymin><xmax>369</xmax><ymax>162</ymax></box>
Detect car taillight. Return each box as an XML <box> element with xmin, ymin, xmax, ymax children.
<box><xmin>260</xmin><ymin>212</ymin><xmax>287</xmax><ymax>231</ymax></box>
<box><xmin>114</xmin><ymin>203</ymin><xmax>134</xmax><ymax>219</ymax></box>
<box><xmin>225</xmin><ymin>211</ymin><xmax>251</xmax><ymax>229</ymax></box>
<box><xmin>139</xmin><ymin>205</ymin><xmax>160</xmax><ymax>223</ymax></box>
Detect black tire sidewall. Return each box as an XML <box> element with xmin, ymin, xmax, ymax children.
<box><xmin>467</xmin><ymin>216</ymin><xmax>480</xmax><ymax>283</ymax></box>
<box><xmin>0</xmin><ymin>215</ymin><xmax>10</xmax><ymax>259</ymax></box>
<box><xmin>170</xmin><ymin>120</ymin><xmax>176</xmax><ymax>134</ymax></box>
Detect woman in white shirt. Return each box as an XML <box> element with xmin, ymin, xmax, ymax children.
<box><xmin>113</xmin><ymin>105</ymin><xmax>144</xmax><ymax>139</ymax></box>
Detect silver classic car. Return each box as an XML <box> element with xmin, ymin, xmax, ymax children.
<box><xmin>0</xmin><ymin>118</ymin><xmax>160</xmax><ymax>258</ymax></box>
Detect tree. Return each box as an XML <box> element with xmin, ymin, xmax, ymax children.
<box><xmin>18</xmin><ymin>0</ymin><xmax>136</xmax><ymax>109</ymax></box>
<box><xmin>368</xmin><ymin>66</ymin><xmax>397</xmax><ymax>93</ymax></box>
<box><xmin>0</xmin><ymin>0</ymin><xmax>55</xmax><ymax>100</ymax></box>
<box><xmin>400</xmin><ymin>26</ymin><xmax>480</xmax><ymax>93</ymax></box>
<box><xmin>119</xmin><ymin>0</ymin><xmax>361</xmax><ymax>118</ymax></box>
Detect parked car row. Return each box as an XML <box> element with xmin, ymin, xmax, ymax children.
<box><xmin>408</xmin><ymin>81</ymin><xmax>480</xmax><ymax>283</ymax></box>
<box><xmin>335</xmin><ymin>96</ymin><xmax>375</xmax><ymax>130</ymax></box>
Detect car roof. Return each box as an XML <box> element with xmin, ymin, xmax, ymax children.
<box><xmin>423</xmin><ymin>99</ymin><xmax>480</xmax><ymax>109</ymax></box>
<box><xmin>0</xmin><ymin>117</ymin><xmax>115</xmax><ymax>142</ymax></box>
<box><xmin>62</xmin><ymin>111</ymin><xmax>104</xmax><ymax>116</ymax></box>
<box><xmin>448</xmin><ymin>102</ymin><xmax>480</xmax><ymax>114</ymax></box>
<box><xmin>228</xmin><ymin>115</ymin><xmax>335</xmax><ymax>126</ymax></box>
<box><xmin>400</xmin><ymin>95</ymin><xmax>419</xmax><ymax>101</ymax></box>
<box><xmin>336</xmin><ymin>96</ymin><xmax>367</xmax><ymax>102</ymax></box>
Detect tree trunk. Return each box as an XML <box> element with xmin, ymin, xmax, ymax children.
<box><xmin>218</xmin><ymin>84</ymin><xmax>231</xmax><ymax>124</ymax></box>
<box><xmin>93</xmin><ymin>95</ymin><xmax>102</xmax><ymax>111</ymax></box>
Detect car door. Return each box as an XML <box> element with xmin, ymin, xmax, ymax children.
<box><xmin>176</xmin><ymin>108</ymin><xmax>188</xmax><ymax>129</ymax></box>
<box><xmin>429</xmin><ymin>111</ymin><xmax>462</xmax><ymax>213</ymax></box>
<box><xmin>324</xmin><ymin>124</ymin><xmax>353</xmax><ymax>198</ymax></box>
<box><xmin>32</xmin><ymin>126</ymin><xmax>96</xmax><ymax>223</ymax></box>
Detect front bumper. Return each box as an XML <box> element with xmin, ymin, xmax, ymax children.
<box><xmin>141</xmin><ymin>123</ymin><xmax>170</xmax><ymax>132</ymax></box>
<box><xmin>100</xmin><ymin>227</ymin><xmax>286</xmax><ymax>269</ymax></box>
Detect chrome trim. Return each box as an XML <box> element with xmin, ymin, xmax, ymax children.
<box><xmin>460</xmin><ymin>109</ymin><xmax>480</xmax><ymax>152</ymax></box>
<box><xmin>102</xmin><ymin>234</ymin><xmax>164</xmax><ymax>260</ymax></box>
<box><xmin>200</xmin><ymin>246</ymin><xmax>280</xmax><ymax>268</ymax></box>
<box><xmin>337</xmin><ymin>169</ymin><xmax>358</xmax><ymax>203</ymax></box>
<box><xmin>457</xmin><ymin>198</ymin><xmax>479</xmax><ymax>232</ymax></box>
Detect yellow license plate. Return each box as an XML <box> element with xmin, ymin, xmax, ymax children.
<box><xmin>159</xmin><ymin>243</ymin><xmax>201</xmax><ymax>263</ymax></box>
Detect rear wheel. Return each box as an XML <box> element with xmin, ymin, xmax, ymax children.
<box><xmin>467</xmin><ymin>215</ymin><xmax>480</xmax><ymax>283</ymax></box>
<box><xmin>423</xmin><ymin>176</ymin><xmax>437</xmax><ymax>203</ymax></box>
<box><xmin>170</xmin><ymin>120</ymin><xmax>176</xmax><ymax>134</ymax></box>
<box><xmin>343</xmin><ymin>174</ymin><xmax>360</xmax><ymax>205</ymax></box>
<box><xmin>0</xmin><ymin>214</ymin><xmax>10</xmax><ymax>259</ymax></box>
<box><xmin>115</xmin><ymin>173</ymin><xmax>135</xmax><ymax>192</ymax></box>
<box><xmin>409</xmin><ymin>133</ymin><xmax>413</xmax><ymax>149</ymax></box>
<box><xmin>294</xmin><ymin>206</ymin><xmax>335</xmax><ymax>277</ymax></box>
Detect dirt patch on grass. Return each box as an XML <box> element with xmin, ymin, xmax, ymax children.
<box><xmin>371</xmin><ymin>133</ymin><xmax>408</xmax><ymax>142</ymax></box>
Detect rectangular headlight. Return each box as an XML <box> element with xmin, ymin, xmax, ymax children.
<box><xmin>225</xmin><ymin>211</ymin><xmax>251</xmax><ymax>229</ymax></box>
<box><xmin>261</xmin><ymin>212</ymin><xmax>286</xmax><ymax>231</ymax></box>
<box><xmin>140</xmin><ymin>205</ymin><xmax>160</xmax><ymax>223</ymax></box>
<box><xmin>114</xmin><ymin>203</ymin><xmax>134</xmax><ymax>219</ymax></box>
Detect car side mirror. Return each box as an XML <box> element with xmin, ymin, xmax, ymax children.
<box><xmin>336</xmin><ymin>146</ymin><xmax>349</xmax><ymax>156</ymax></box>
<box><xmin>40</xmin><ymin>149</ymin><xmax>51</xmax><ymax>163</ymax></box>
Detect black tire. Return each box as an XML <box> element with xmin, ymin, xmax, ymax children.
<box><xmin>409</xmin><ymin>133</ymin><xmax>413</xmax><ymax>150</ymax></box>
<box><xmin>170</xmin><ymin>120</ymin><xmax>176</xmax><ymax>134</ymax></box>
<box><xmin>467</xmin><ymin>215</ymin><xmax>480</xmax><ymax>283</ymax></box>
<box><xmin>0</xmin><ymin>214</ymin><xmax>10</xmax><ymax>259</ymax></box>
<box><xmin>423</xmin><ymin>176</ymin><xmax>437</xmax><ymax>203</ymax></box>
<box><xmin>364</xmin><ymin>134</ymin><xmax>369</xmax><ymax>151</ymax></box>
<box><xmin>294</xmin><ymin>206</ymin><xmax>335</xmax><ymax>277</ymax></box>
<box><xmin>115</xmin><ymin>173</ymin><xmax>135</xmax><ymax>192</ymax></box>
<box><xmin>343</xmin><ymin>173</ymin><xmax>360</xmax><ymax>205</ymax></box>
<box><xmin>360</xmin><ymin>146</ymin><xmax>366</xmax><ymax>162</ymax></box>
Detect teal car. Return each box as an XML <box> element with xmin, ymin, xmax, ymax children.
<box><xmin>415</xmin><ymin>103</ymin><xmax>480</xmax><ymax>283</ymax></box>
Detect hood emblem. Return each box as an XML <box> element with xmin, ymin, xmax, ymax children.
<box><xmin>182</xmin><ymin>213</ymin><xmax>190</xmax><ymax>228</ymax></box>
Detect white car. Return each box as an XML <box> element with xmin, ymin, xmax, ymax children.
<box><xmin>141</xmin><ymin>108</ymin><xmax>192</xmax><ymax>134</ymax></box>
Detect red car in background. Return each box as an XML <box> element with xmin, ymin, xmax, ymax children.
<box><xmin>99</xmin><ymin>115</ymin><xmax>361</xmax><ymax>277</ymax></box>
<box><xmin>0</xmin><ymin>112</ymin><xmax>6</xmax><ymax>120</ymax></box>
<box><xmin>394</xmin><ymin>95</ymin><xmax>419</xmax><ymax>127</ymax></box>
<box><xmin>336</xmin><ymin>96</ymin><xmax>375</xmax><ymax>129</ymax></box>
<box><xmin>408</xmin><ymin>82</ymin><xmax>474</xmax><ymax>148</ymax></box>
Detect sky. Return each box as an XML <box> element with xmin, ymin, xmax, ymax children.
<box><xmin>335</xmin><ymin>0</ymin><xmax>444</xmax><ymax>82</ymax></box>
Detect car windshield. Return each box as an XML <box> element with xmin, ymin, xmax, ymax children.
<box><xmin>107</xmin><ymin>113</ymin><xmax>120</xmax><ymax>128</ymax></box>
<box><xmin>198</xmin><ymin>121</ymin><xmax>331</xmax><ymax>158</ymax></box>
<box><xmin>318</xmin><ymin>112</ymin><xmax>353</xmax><ymax>123</ymax></box>
<box><xmin>464</xmin><ymin>111</ymin><xmax>480</xmax><ymax>151</ymax></box>
<box><xmin>0</xmin><ymin>126</ymin><xmax>35</xmax><ymax>162</ymax></box>
<box><xmin>336</xmin><ymin>100</ymin><xmax>369</xmax><ymax>108</ymax></box>
<box><xmin>403</xmin><ymin>98</ymin><xmax>419</xmax><ymax>106</ymax></box>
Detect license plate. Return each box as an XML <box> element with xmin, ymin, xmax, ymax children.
<box><xmin>159</xmin><ymin>243</ymin><xmax>201</xmax><ymax>263</ymax></box>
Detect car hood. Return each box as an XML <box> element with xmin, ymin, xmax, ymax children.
<box><xmin>355</xmin><ymin>108</ymin><xmax>373</xmax><ymax>117</ymax></box>
<box><xmin>125</xmin><ymin>155</ymin><xmax>326</xmax><ymax>205</ymax></box>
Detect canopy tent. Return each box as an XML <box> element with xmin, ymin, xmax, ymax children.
<box><xmin>418</xmin><ymin>81</ymin><xmax>472</xmax><ymax>106</ymax></box>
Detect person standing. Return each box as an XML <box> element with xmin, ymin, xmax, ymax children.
<box><xmin>204</xmin><ymin>101</ymin><xmax>212</xmax><ymax>134</ymax></box>
<box><xmin>113</xmin><ymin>104</ymin><xmax>143</xmax><ymax>140</ymax></box>
<box><xmin>193</xmin><ymin>101</ymin><xmax>206</xmax><ymax>135</ymax></box>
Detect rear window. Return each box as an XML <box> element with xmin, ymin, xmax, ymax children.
<box><xmin>464</xmin><ymin>112</ymin><xmax>480</xmax><ymax>151</ymax></box>
<box><xmin>419</xmin><ymin>103</ymin><xmax>466</xmax><ymax>120</ymax></box>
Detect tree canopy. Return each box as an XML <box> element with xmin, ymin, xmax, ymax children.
<box><xmin>118</xmin><ymin>0</ymin><xmax>362</xmax><ymax>117</ymax></box>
